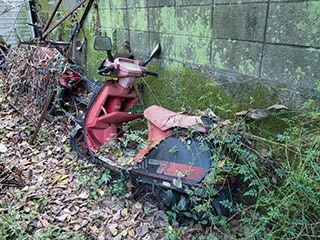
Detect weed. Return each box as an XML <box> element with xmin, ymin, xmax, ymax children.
<box><xmin>0</xmin><ymin>208</ymin><xmax>36</xmax><ymax>239</ymax></box>
<box><xmin>108</xmin><ymin>176</ymin><xmax>126</xmax><ymax>196</ymax></box>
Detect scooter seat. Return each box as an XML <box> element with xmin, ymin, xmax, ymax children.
<box><xmin>144</xmin><ymin>105</ymin><xmax>206</xmax><ymax>133</ymax></box>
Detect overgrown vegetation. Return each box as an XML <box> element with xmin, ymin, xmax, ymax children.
<box><xmin>139</xmin><ymin>64</ymin><xmax>320</xmax><ymax>238</ymax></box>
<box><xmin>234</xmin><ymin>109</ymin><xmax>320</xmax><ymax>239</ymax></box>
<box><xmin>1</xmin><ymin>45</ymin><xmax>319</xmax><ymax>238</ymax></box>
<box><xmin>159</xmin><ymin>106</ymin><xmax>319</xmax><ymax>239</ymax></box>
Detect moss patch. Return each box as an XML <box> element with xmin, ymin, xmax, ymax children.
<box><xmin>142</xmin><ymin>62</ymin><xmax>281</xmax><ymax>119</ymax></box>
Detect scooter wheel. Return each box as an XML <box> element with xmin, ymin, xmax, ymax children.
<box><xmin>70</xmin><ymin>129</ymin><xmax>92</xmax><ymax>161</ymax></box>
<box><xmin>212</xmin><ymin>190</ymin><xmax>231</xmax><ymax>217</ymax></box>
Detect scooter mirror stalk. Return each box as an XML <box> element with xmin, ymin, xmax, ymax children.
<box><xmin>142</xmin><ymin>43</ymin><xmax>161</xmax><ymax>66</ymax></box>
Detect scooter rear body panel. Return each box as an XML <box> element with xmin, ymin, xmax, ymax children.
<box><xmin>132</xmin><ymin>135</ymin><xmax>212</xmax><ymax>188</ymax></box>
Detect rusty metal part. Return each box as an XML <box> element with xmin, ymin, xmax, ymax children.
<box><xmin>30</xmin><ymin>90</ymin><xmax>55</xmax><ymax>144</ymax></box>
<box><xmin>78</xmin><ymin>0</ymin><xmax>95</xmax><ymax>30</ymax></box>
<box><xmin>41</xmin><ymin>0</ymin><xmax>88</xmax><ymax>40</ymax></box>
<box><xmin>93</xmin><ymin>2</ymin><xmax>101</xmax><ymax>36</ymax></box>
<box><xmin>42</xmin><ymin>0</ymin><xmax>63</xmax><ymax>33</ymax></box>
<box><xmin>8</xmin><ymin>101</ymin><xmax>35</xmax><ymax>123</ymax></box>
<box><xmin>20</xmin><ymin>40</ymin><xmax>70</xmax><ymax>47</ymax></box>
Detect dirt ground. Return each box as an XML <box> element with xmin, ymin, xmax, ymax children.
<box><xmin>0</xmin><ymin>96</ymin><xmax>221</xmax><ymax>239</ymax></box>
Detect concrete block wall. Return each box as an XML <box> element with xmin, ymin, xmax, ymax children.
<box><xmin>93</xmin><ymin>0</ymin><xmax>320</xmax><ymax>106</ymax></box>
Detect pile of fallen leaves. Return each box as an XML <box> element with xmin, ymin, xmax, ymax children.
<box><xmin>4</xmin><ymin>46</ymin><xmax>64</xmax><ymax>122</ymax></box>
<box><xmin>0</xmin><ymin>101</ymin><xmax>166</xmax><ymax>239</ymax></box>
<box><xmin>0</xmin><ymin>77</ymin><xmax>216</xmax><ymax>239</ymax></box>
<box><xmin>0</xmin><ymin>46</ymin><xmax>238</xmax><ymax>239</ymax></box>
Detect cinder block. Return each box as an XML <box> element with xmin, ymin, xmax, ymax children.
<box><xmin>211</xmin><ymin>39</ymin><xmax>262</xmax><ymax>77</ymax></box>
<box><xmin>129</xmin><ymin>31</ymin><xmax>150</xmax><ymax>56</ymax></box>
<box><xmin>127</xmin><ymin>0</ymin><xmax>147</xmax><ymax>8</ymax></box>
<box><xmin>213</xmin><ymin>3</ymin><xmax>267</xmax><ymax>41</ymax></box>
<box><xmin>109</xmin><ymin>0</ymin><xmax>127</xmax><ymax>9</ymax></box>
<box><xmin>148</xmin><ymin>7</ymin><xmax>176</xmax><ymax>34</ymax></box>
<box><xmin>113</xmin><ymin>29</ymin><xmax>130</xmax><ymax>45</ymax></box>
<box><xmin>267</xmin><ymin>1</ymin><xmax>320</xmax><ymax>47</ymax></box>
<box><xmin>173</xmin><ymin>35</ymin><xmax>211</xmax><ymax>65</ymax></box>
<box><xmin>110</xmin><ymin>9</ymin><xmax>128</xmax><ymax>30</ymax></box>
<box><xmin>261</xmin><ymin>44</ymin><xmax>320</xmax><ymax>94</ymax></box>
<box><xmin>148</xmin><ymin>0</ymin><xmax>174</xmax><ymax>7</ymax></box>
<box><xmin>215</xmin><ymin>0</ymin><xmax>267</xmax><ymax>4</ymax></box>
<box><xmin>270</xmin><ymin>0</ymin><xmax>311</xmax><ymax>2</ymax></box>
<box><xmin>175</xmin><ymin>6</ymin><xmax>212</xmax><ymax>37</ymax></box>
<box><xmin>62</xmin><ymin>0</ymin><xmax>78</xmax><ymax>10</ymax></box>
<box><xmin>96</xmin><ymin>0</ymin><xmax>109</xmax><ymax>9</ymax></box>
<box><xmin>149</xmin><ymin>33</ymin><xmax>176</xmax><ymax>60</ymax></box>
<box><xmin>99</xmin><ymin>8</ymin><xmax>113</xmax><ymax>29</ymax></box>
<box><xmin>127</xmin><ymin>8</ymin><xmax>148</xmax><ymax>31</ymax></box>
<box><xmin>175</xmin><ymin>0</ymin><xmax>212</xmax><ymax>6</ymax></box>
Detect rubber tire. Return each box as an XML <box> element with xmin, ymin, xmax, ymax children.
<box><xmin>70</xmin><ymin>128</ymin><xmax>92</xmax><ymax>161</ymax></box>
<box><xmin>212</xmin><ymin>190</ymin><xmax>231</xmax><ymax>217</ymax></box>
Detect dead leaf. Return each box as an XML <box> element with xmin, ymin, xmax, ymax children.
<box><xmin>249</xmin><ymin>109</ymin><xmax>270</xmax><ymax>120</ymax></box>
<box><xmin>96</xmin><ymin>188</ymin><xmax>105</xmax><ymax>196</ymax></box>
<box><xmin>19</xmin><ymin>158</ymin><xmax>31</xmax><ymax>165</ymax></box>
<box><xmin>97</xmin><ymin>233</ymin><xmax>105</xmax><ymax>240</ymax></box>
<box><xmin>121</xmin><ymin>208</ymin><xmax>128</xmax><ymax>217</ymax></box>
<box><xmin>55</xmin><ymin>213</ymin><xmax>70</xmax><ymax>222</ymax></box>
<box><xmin>235</xmin><ymin>110</ymin><xmax>250</xmax><ymax>117</ymax></box>
<box><xmin>136</xmin><ymin>223</ymin><xmax>148</xmax><ymax>239</ymax></box>
<box><xmin>220</xmin><ymin>119</ymin><xmax>232</xmax><ymax>125</ymax></box>
<box><xmin>186</xmin><ymin>223</ymin><xmax>203</xmax><ymax>234</ymax></box>
<box><xmin>267</xmin><ymin>104</ymin><xmax>288</xmax><ymax>110</ymax></box>
<box><xmin>78</xmin><ymin>192</ymin><xmax>89</xmax><ymax>199</ymax></box>
<box><xmin>135</xmin><ymin>202</ymin><xmax>142</xmax><ymax>210</ymax></box>
<box><xmin>172</xmin><ymin>178</ymin><xmax>182</xmax><ymax>188</ymax></box>
<box><xmin>128</xmin><ymin>228</ymin><xmax>136</xmax><ymax>237</ymax></box>
<box><xmin>121</xmin><ymin>229</ymin><xmax>128</xmax><ymax>237</ymax></box>
<box><xmin>37</xmin><ymin>215</ymin><xmax>49</xmax><ymax>228</ymax></box>
<box><xmin>108</xmin><ymin>223</ymin><xmax>118</xmax><ymax>236</ymax></box>
<box><xmin>217</xmin><ymin>160</ymin><xmax>226</xmax><ymax>168</ymax></box>
<box><xmin>0</xmin><ymin>143</ymin><xmax>7</xmax><ymax>153</ymax></box>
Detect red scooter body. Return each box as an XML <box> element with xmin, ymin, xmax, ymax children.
<box><xmin>72</xmin><ymin>36</ymin><xmax>237</xmax><ymax>216</ymax></box>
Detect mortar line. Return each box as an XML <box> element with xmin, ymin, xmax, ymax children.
<box><xmin>215</xmin><ymin>0</ymin><xmax>308</xmax><ymax>5</ymax></box>
<box><xmin>139</xmin><ymin>30</ymin><xmax>320</xmax><ymax>50</ymax></box>
<box><xmin>127</xmin><ymin>0</ymin><xmax>131</xmax><ymax>43</ymax></box>
<box><xmin>210</xmin><ymin>36</ymin><xmax>320</xmax><ymax>50</ymax></box>
<box><xmin>108</xmin><ymin>0</ymin><xmax>112</xmax><ymax>33</ymax></box>
<box><xmin>209</xmin><ymin>0</ymin><xmax>214</xmax><ymax>65</ymax></box>
<box><xmin>263</xmin><ymin>41</ymin><xmax>320</xmax><ymax>50</ymax></box>
<box><xmin>258</xmin><ymin>0</ymin><xmax>271</xmax><ymax>78</ymax></box>
<box><xmin>146</xmin><ymin>0</ymin><xmax>150</xmax><ymax>53</ymax></box>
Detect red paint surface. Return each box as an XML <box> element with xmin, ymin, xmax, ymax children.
<box><xmin>156</xmin><ymin>160</ymin><xmax>209</xmax><ymax>181</ymax></box>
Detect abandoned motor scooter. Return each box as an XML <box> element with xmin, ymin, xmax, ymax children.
<box><xmin>70</xmin><ymin>36</ymin><xmax>238</xmax><ymax>216</ymax></box>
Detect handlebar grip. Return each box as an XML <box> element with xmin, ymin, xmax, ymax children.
<box><xmin>145</xmin><ymin>71</ymin><xmax>158</xmax><ymax>77</ymax></box>
<box><xmin>97</xmin><ymin>66</ymin><xmax>115</xmax><ymax>75</ymax></box>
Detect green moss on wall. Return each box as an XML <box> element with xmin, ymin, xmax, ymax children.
<box><xmin>143</xmin><ymin>62</ymin><xmax>280</xmax><ymax>119</ymax></box>
<box><xmin>36</xmin><ymin>0</ymin><xmax>319</xmax><ymax>112</ymax></box>
<box><xmin>159</xmin><ymin>7</ymin><xmax>176</xmax><ymax>34</ymax></box>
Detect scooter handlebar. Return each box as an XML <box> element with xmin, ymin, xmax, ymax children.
<box><xmin>143</xmin><ymin>71</ymin><xmax>158</xmax><ymax>77</ymax></box>
<box><xmin>97</xmin><ymin>66</ymin><xmax>116</xmax><ymax>75</ymax></box>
